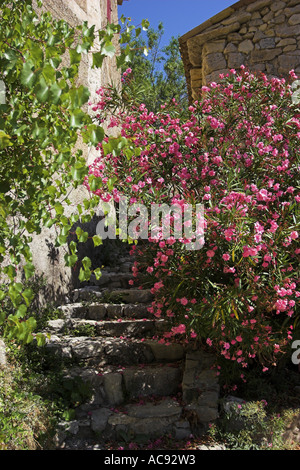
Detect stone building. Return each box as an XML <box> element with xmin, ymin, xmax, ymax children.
<box><xmin>179</xmin><ymin>0</ymin><xmax>300</xmax><ymax>102</ymax></box>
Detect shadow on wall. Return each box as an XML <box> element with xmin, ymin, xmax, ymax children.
<box><xmin>68</xmin><ymin>214</ymin><xmax>132</xmax><ymax>289</ymax></box>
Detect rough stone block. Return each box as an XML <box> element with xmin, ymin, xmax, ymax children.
<box><xmin>287</xmin><ymin>0</ymin><xmax>300</xmax><ymax>6</ymax></box>
<box><xmin>278</xmin><ymin>54</ymin><xmax>300</xmax><ymax>71</ymax></box>
<box><xmin>277</xmin><ymin>37</ymin><xmax>296</xmax><ymax>46</ymax></box>
<box><xmin>259</xmin><ymin>37</ymin><xmax>276</xmax><ymax>48</ymax></box>
<box><xmin>224</xmin><ymin>42</ymin><xmax>238</xmax><ymax>53</ymax></box>
<box><xmin>246</xmin><ymin>0</ymin><xmax>273</xmax><ymax>13</ymax></box>
<box><xmin>262</xmin><ymin>10</ymin><xmax>275</xmax><ymax>22</ymax></box>
<box><xmin>75</xmin><ymin>0</ymin><xmax>87</xmax><ymax>13</ymax></box>
<box><xmin>250</xmin><ymin>48</ymin><xmax>282</xmax><ymax>62</ymax></box>
<box><xmin>70</xmin><ymin>337</ymin><xmax>104</xmax><ymax>359</ymax></box>
<box><xmin>285</xmin><ymin>4</ymin><xmax>300</xmax><ymax>16</ymax></box>
<box><xmin>238</xmin><ymin>39</ymin><xmax>254</xmax><ymax>54</ymax></box>
<box><xmin>249</xmin><ymin>18</ymin><xmax>264</xmax><ymax>26</ymax></box>
<box><xmin>108</xmin><ymin>399</ymin><xmax>183</xmax><ymax>438</ymax></box>
<box><xmin>103</xmin><ymin>338</ymin><xmax>155</xmax><ymax>366</ymax></box>
<box><xmin>275</xmin><ymin>23</ymin><xmax>300</xmax><ymax>37</ymax></box>
<box><xmin>203</xmin><ymin>52</ymin><xmax>227</xmax><ymax>74</ymax></box>
<box><xmin>122</xmin><ymin>303</ymin><xmax>151</xmax><ymax>318</ymax></box>
<box><xmin>90</xmin><ymin>408</ymin><xmax>113</xmax><ymax>433</ymax></box>
<box><xmin>123</xmin><ymin>365</ymin><xmax>182</xmax><ymax>399</ymax></box>
<box><xmin>251</xmin><ymin>63</ymin><xmax>267</xmax><ymax>72</ymax></box>
<box><xmin>88</xmin><ymin>303</ymin><xmax>108</xmax><ymax>320</ymax></box>
<box><xmin>106</xmin><ymin>304</ymin><xmax>124</xmax><ymax>318</ymax></box>
<box><xmin>174</xmin><ymin>420</ymin><xmax>192</xmax><ymax>439</ymax></box>
<box><xmin>289</xmin><ymin>13</ymin><xmax>300</xmax><ymax>24</ymax></box>
<box><xmin>190</xmin><ymin>68</ymin><xmax>202</xmax><ymax>80</ymax></box>
<box><xmin>270</xmin><ymin>1</ymin><xmax>286</xmax><ymax>12</ymax></box>
<box><xmin>146</xmin><ymin>340</ymin><xmax>185</xmax><ymax>362</ymax></box>
<box><xmin>103</xmin><ymin>372</ymin><xmax>124</xmax><ymax>405</ymax></box>
<box><xmin>227</xmin><ymin>32</ymin><xmax>242</xmax><ymax>42</ymax></box>
<box><xmin>227</xmin><ymin>52</ymin><xmax>245</xmax><ymax>68</ymax></box>
<box><xmin>222</xmin><ymin>11</ymin><xmax>252</xmax><ymax>26</ymax></box>
<box><xmin>284</xmin><ymin>45</ymin><xmax>297</xmax><ymax>51</ymax></box>
<box><xmin>191</xmin><ymin>79</ymin><xmax>202</xmax><ymax>88</ymax></box>
<box><xmin>126</xmin><ymin>398</ymin><xmax>182</xmax><ymax>419</ymax></box>
<box><xmin>273</xmin><ymin>14</ymin><xmax>287</xmax><ymax>24</ymax></box>
<box><xmin>203</xmin><ymin>40</ymin><xmax>226</xmax><ymax>54</ymax></box>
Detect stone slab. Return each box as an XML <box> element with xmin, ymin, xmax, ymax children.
<box><xmin>123</xmin><ymin>364</ymin><xmax>182</xmax><ymax>399</ymax></box>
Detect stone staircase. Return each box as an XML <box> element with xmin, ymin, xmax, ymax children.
<box><xmin>43</xmin><ymin>256</ymin><xmax>220</xmax><ymax>449</ymax></box>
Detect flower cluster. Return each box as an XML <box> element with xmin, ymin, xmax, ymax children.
<box><xmin>86</xmin><ymin>67</ymin><xmax>299</xmax><ymax>372</ymax></box>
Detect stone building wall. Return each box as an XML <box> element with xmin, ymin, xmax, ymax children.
<box><xmin>179</xmin><ymin>0</ymin><xmax>300</xmax><ymax>101</ymax></box>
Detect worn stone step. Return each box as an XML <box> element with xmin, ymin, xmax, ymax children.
<box><xmin>45</xmin><ymin>336</ymin><xmax>186</xmax><ymax>367</ymax></box>
<box><xmin>64</xmin><ymin>361</ymin><xmax>183</xmax><ymax>408</ymax></box>
<box><xmin>47</xmin><ymin>317</ymin><xmax>165</xmax><ymax>339</ymax></box>
<box><xmin>90</xmin><ymin>398</ymin><xmax>191</xmax><ymax>441</ymax></box>
<box><xmin>58</xmin><ymin>301</ymin><xmax>154</xmax><ymax>321</ymax></box>
<box><xmin>57</xmin><ymin>397</ymin><xmax>191</xmax><ymax>446</ymax></box>
<box><xmin>54</xmin><ymin>348</ymin><xmax>220</xmax><ymax>447</ymax></box>
<box><xmin>72</xmin><ymin>287</ymin><xmax>153</xmax><ymax>304</ymax></box>
<box><xmin>86</xmin><ymin>271</ymin><xmax>134</xmax><ymax>289</ymax></box>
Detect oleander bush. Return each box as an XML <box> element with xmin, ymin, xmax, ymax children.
<box><xmin>87</xmin><ymin>66</ymin><xmax>300</xmax><ymax>375</ymax></box>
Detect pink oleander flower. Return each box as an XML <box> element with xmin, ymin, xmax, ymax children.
<box><xmin>207</xmin><ymin>250</ymin><xmax>215</xmax><ymax>258</ymax></box>
<box><xmin>290</xmin><ymin>231</ymin><xmax>298</xmax><ymax>239</ymax></box>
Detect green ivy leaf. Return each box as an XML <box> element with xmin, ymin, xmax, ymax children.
<box><xmin>75</xmin><ymin>226</ymin><xmax>89</xmax><ymax>243</ymax></box>
<box><xmin>102</xmin><ymin>42</ymin><xmax>116</xmax><ymax>58</ymax></box>
<box><xmin>16</xmin><ymin>303</ymin><xmax>27</xmax><ymax>318</ymax></box>
<box><xmin>92</xmin><ymin>52</ymin><xmax>104</xmax><ymax>68</ymax></box>
<box><xmin>0</xmin><ymin>130</ymin><xmax>13</xmax><ymax>150</ymax></box>
<box><xmin>71</xmin><ymin>162</ymin><xmax>87</xmax><ymax>182</ymax></box>
<box><xmin>64</xmin><ymin>253</ymin><xmax>78</xmax><ymax>267</ymax></box>
<box><xmin>49</xmin><ymin>82</ymin><xmax>62</xmax><ymax>104</ymax></box>
<box><xmin>23</xmin><ymin>263</ymin><xmax>35</xmax><ymax>280</ymax></box>
<box><xmin>82</xmin><ymin>124</ymin><xmax>104</xmax><ymax>146</ymax></box>
<box><xmin>69</xmin><ymin>48</ymin><xmax>81</xmax><ymax>65</ymax></box>
<box><xmin>92</xmin><ymin>235</ymin><xmax>102</xmax><ymax>247</ymax></box>
<box><xmin>94</xmin><ymin>267</ymin><xmax>102</xmax><ymax>280</ymax></box>
<box><xmin>70</xmin><ymin>109</ymin><xmax>86</xmax><ymax>129</ymax></box>
<box><xmin>20</xmin><ymin>61</ymin><xmax>36</xmax><ymax>87</ymax></box>
<box><xmin>34</xmin><ymin>76</ymin><xmax>50</xmax><ymax>103</ymax></box>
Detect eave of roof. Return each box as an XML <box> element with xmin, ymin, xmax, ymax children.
<box><xmin>179</xmin><ymin>0</ymin><xmax>257</xmax><ymax>101</ymax></box>
<box><xmin>179</xmin><ymin>0</ymin><xmax>254</xmax><ymax>44</ymax></box>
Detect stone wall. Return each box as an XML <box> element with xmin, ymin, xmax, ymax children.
<box><xmin>179</xmin><ymin>0</ymin><xmax>300</xmax><ymax>101</ymax></box>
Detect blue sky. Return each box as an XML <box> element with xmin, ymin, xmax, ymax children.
<box><xmin>119</xmin><ymin>0</ymin><xmax>235</xmax><ymax>46</ymax></box>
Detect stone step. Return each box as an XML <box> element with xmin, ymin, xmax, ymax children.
<box><xmin>45</xmin><ymin>336</ymin><xmax>186</xmax><ymax>367</ymax></box>
<box><xmin>85</xmin><ymin>271</ymin><xmax>134</xmax><ymax>289</ymax></box>
<box><xmin>72</xmin><ymin>287</ymin><xmax>153</xmax><ymax>305</ymax></box>
<box><xmin>58</xmin><ymin>301</ymin><xmax>154</xmax><ymax>321</ymax></box>
<box><xmin>54</xmin><ymin>347</ymin><xmax>220</xmax><ymax>448</ymax></box>
<box><xmin>92</xmin><ymin>398</ymin><xmax>191</xmax><ymax>441</ymax></box>
<box><xmin>47</xmin><ymin>318</ymin><xmax>165</xmax><ymax>339</ymax></box>
<box><xmin>57</xmin><ymin>397</ymin><xmax>192</xmax><ymax>446</ymax></box>
<box><xmin>64</xmin><ymin>362</ymin><xmax>184</xmax><ymax>408</ymax></box>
